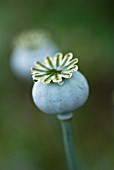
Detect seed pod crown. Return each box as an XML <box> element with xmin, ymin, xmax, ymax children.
<box><xmin>31</xmin><ymin>53</ymin><xmax>78</xmax><ymax>85</ymax></box>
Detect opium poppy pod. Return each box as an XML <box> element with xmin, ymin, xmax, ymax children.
<box><xmin>10</xmin><ymin>30</ymin><xmax>59</xmax><ymax>81</ymax></box>
<box><xmin>31</xmin><ymin>52</ymin><xmax>89</xmax><ymax>120</ymax></box>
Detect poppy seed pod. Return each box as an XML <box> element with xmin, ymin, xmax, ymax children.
<box><xmin>31</xmin><ymin>53</ymin><xmax>89</xmax><ymax>119</ymax></box>
<box><xmin>10</xmin><ymin>30</ymin><xmax>59</xmax><ymax>81</ymax></box>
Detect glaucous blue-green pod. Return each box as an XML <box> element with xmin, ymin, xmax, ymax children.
<box><xmin>10</xmin><ymin>30</ymin><xmax>59</xmax><ymax>81</ymax></box>
<box><xmin>32</xmin><ymin>71</ymin><xmax>89</xmax><ymax>119</ymax></box>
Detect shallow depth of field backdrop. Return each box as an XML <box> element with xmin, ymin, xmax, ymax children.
<box><xmin>0</xmin><ymin>0</ymin><xmax>114</xmax><ymax>170</ymax></box>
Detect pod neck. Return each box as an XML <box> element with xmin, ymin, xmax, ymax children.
<box><xmin>57</xmin><ymin>112</ymin><xmax>73</xmax><ymax>121</ymax></box>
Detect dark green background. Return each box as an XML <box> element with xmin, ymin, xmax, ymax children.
<box><xmin>0</xmin><ymin>0</ymin><xmax>114</xmax><ymax>169</ymax></box>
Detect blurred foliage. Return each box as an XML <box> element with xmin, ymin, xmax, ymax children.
<box><xmin>0</xmin><ymin>0</ymin><xmax>114</xmax><ymax>169</ymax></box>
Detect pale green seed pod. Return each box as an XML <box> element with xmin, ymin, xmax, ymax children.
<box><xmin>10</xmin><ymin>30</ymin><xmax>59</xmax><ymax>81</ymax></box>
<box><xmin>31</xmin><ymin>53</ymin><xmax>89</xmax><ymax>119</ymax></box>
<box><xmin>32</xmin><ymin>71</ymin><xmax>89</xmax><ymax>114</ymax></box>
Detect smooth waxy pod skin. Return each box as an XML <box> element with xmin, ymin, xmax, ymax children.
<box><xmin>32</xmin><ymin>71</ymin><xmax>89</xmax><ymax>114</ymax></box>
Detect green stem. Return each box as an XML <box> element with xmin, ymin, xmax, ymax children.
<box><xmin>61</xmin><ymin>119</ymin><xmax>78</xmax><ymax>170</ymax></box>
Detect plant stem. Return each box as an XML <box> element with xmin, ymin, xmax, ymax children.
<box><xmin>61</xmin><ymin>119</ymin><xmax>78</xmax><ymax>170</ymax></box>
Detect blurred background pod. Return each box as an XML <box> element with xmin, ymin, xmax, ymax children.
<box><xmin>10</xmin><ymin>29</ymin><xmax>59</xmax><ymax>81</ymax></box>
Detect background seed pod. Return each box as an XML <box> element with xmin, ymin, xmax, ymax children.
<box><xmin>10</xmin><ymin>30</ymin><xmax>59</xmax><ymax>81</ymax></box>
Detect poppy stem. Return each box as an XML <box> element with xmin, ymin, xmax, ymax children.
<box><xmin>60</xmin><ymin>119</ymin><xmax>78</xmax><ymax>170</ymax></box>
